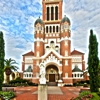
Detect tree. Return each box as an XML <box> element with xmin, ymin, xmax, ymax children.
<box><xmin>4</xmin><ymin>58</ymin><xmax>19</xmax><ymax>83</ymax></box>
<box><xmin>98</xmin><ymin>61</ymin><xmax>100</xmax><ymax>87</ymax></box>
<box><xmin>0</xmin><ymin>31</ymin><xmax>5</xmax><ymax>91</ymax></box>
<box><xmin>88</xmin><ymin>29</ymin><xmax>99</xmax><ymax>92</ymax></box>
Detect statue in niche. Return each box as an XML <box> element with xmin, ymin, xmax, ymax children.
<box><xmin>39</xmin><ymin>62</ymin><xmax>46</xmax><ymax>84</ymax></box>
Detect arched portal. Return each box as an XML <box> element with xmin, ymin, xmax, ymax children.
<box><xmin>46</xmin><ymin>65</ymin><xmax>59</xmax><ymax>83</ymax></box>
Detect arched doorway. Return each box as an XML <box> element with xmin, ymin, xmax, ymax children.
<box><xmin>11</xmin><ymin>73</ymin><xmax>15</xmax><ymax>80</ymax></box>
<box><xmin>46</xmin><ymin>65</ymin><xmax>59</xmax><ymax>85</ymax></box>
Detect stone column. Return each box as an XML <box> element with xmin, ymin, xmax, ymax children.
<box><xmin>38</xmin><ymin>84</ymin><xmax>47</xmax><ymax>100</ymax></box>
<box><xmin>58</xmin><ymin>71</ymin><xmax>63</xmax><ymax>86</ymax></box>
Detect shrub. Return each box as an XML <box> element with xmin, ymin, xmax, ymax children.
<box><xmin>9</xmin><ymin>77</ymin><xmax>38</xmax><ymax>86</ymax></box>
<box><xmin>91</xmin><ymin>93</ymin><xmax>100</xmax><ymax>100</ymax></box>
<box><xmin>73</xmin><ymin>91</ymin><xmax>92</xmax><ymax>100</ymax></box>
<box><xmin>0</xmin><ymin>91</ymin><xmax>15</xmax><ymax>100</ymax></box>
<box><xmin>97</xmin><ymin>91</ymin><xmax>100</xmax><ymax>97</ymax></box>
<box><xmin>73</xmin><ymin>91</ymin><xmax>100</xmax><ymax>100</ymax></box>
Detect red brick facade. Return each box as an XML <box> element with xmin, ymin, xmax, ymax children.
<box><xmin>22</xmin><ymin>0</ymin><xmax>86</xmax><ymax>85</ymax></box>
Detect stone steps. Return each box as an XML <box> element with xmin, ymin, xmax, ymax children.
<box><xmin>47</xmin><ymin>82</ymin><xmax>57</xmax><ymax>86</ymax></box>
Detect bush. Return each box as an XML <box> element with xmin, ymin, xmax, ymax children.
<box><xmin>0</xmin><ymin>91</ymin><xmax>15</xmax><ymax>100</ymax></box>
<box><xmin>73</xmin><ymin>80</ymin><xmax>90</xmax><ymax>87</ymax></box>
<box><xmin>91</xmin><ymin>93</ymin><xmax>100</xmax><ymax>100</ymax></box>
<box><xmin>9</xmin><ymin>77</ymin><xmax>38</xmax><ymax>86</ymax></box>
<box><xmin>73</xmin><ymin>91</ymin><xmax>100</xmax><ymax>100</ymax></box>
<box><xmin>97</xmin><ymin>91</ymin><xmax>100</xmax><ymax>97</ymax></box>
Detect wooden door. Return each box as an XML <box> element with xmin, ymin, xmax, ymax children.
<box><xmin>49</xmin><ymin>74</ymin><xmax>55</xmax><ymax>82</ymax></box>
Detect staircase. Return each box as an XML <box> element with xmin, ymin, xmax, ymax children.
<box><xmin>47</xmin><ymin>82</ymin><xmax>58</xmax><ymax>86</ymax></box>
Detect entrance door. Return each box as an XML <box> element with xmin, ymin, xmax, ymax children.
<box><xmin>49</xmin><ymin>74</ymin><xmax>55</xmax><ymax>82</ymax></box>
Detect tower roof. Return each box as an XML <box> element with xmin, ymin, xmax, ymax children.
<box><xmin>61</xmin><ymin>15</ymin><xmax>70</xmax><ymax>24</ymax></box>
<box><xmin>72</xmin><ymin>65</ymin><xmax>83</xmax><ymax>72</ymax></box>
<box><xmin>24</xmin><ymin>66</ymin><xmax>32</xmax><ymax>72</ymax></box>
<box><xmin>34</xmin><ymin>17</ymin><xmax>44</xmax><ymax>25</ymax></box>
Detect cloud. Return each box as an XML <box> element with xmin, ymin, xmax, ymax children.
<box><xmin>0</xmin><ymin>0</ymin><xmax>100</xmax><ymax>71</ymax></box>
<box><xmin>63</xmin><ymin>0</ymin><xmax>100</xmax><ymax>65</ymax></box>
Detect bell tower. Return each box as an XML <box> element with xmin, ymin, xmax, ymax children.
<box><xmin>42</xmin><ymin>0</ymin><xmax>62</xmax><ymax>21</ymax></box>
<box><xmin>42</xmin><ymin>0</ymin><xmax>63</xmax><ymax>54</ymax></box>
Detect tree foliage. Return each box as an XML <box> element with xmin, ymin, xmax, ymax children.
<box><xmin>4</xmin><ymin>58</ymin><xmax>19</xmax><ymax>83</ymax></box>
<box><xmin>99</xmin><ymin>61</ymin><xmax>100</xmax><ymax>87</ymax></box>
<box><xmin>88</xmin><ymin>29</ymin><xmax>99</xmax><ymax>92</ymax></box>
<box><xmin>0</xmin><ymin>31</ymin><xmax>5</xmax><ymax>91</ymax></box>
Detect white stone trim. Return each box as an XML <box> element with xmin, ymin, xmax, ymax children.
<box><xmin>37</xmin><ymin>41</ymin><xmax>40</xmax><ymax>46</ymax></box>
<box><xmin>45</xmin><ymin>24</ymin><xmax>60</xmax><ymax>33</ymax></box>
<box><xmin>72</xmin><ymin>72</ymin><xmax>83</xmax><ymax>79</ymax></box>
<box><xmin>65</xmin><ymin>40</ymin><xmax>68</xmax><ymax>45</ymax></box>
<box><xmin>63</xmin><ymin>77</ymin><xmax>73</xmax><ymax>79</ymax></box>
<box><xmin>36</xmin><ymin>51</ymin><xmax>39</xmax><ymax>57</ymax></box>
<box><xmin>65</xmin><ymin>60</ymin><xmax>68</xmax><ymax>65</ymax></box>
<box><xmin>43</xmin><ymin>54</ymin><xmax>62</xmax><ymax>66</ymax></box>
<box><xmin>23</xmin><ymin>72</ymin><xmax>33</xmax><ymax>79</ymax></box>
<box><xmin>65</xmin><ymin>73</ymin><xmax>68</xmax><ymax>78</ymax></box>
<box><xmin>25</xmin><ymin>57</ymin><xmax>33</xmax><ymax>63</ymax></box>
<box><xmin>65</xmin><ymin>50</ymin><xmax>68</xmax><ymax>56</ymax></box>
<box><xmin>34</xmin><ymin>38</ymin><xmax>44</xmax><ymax>42</ymax></box>
<box><xmin>41</xmin><ymin>49</ymin><xmax>62</xmax><ymax>59</ymax></box>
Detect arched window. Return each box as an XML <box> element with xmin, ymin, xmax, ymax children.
<box><xmin>50</xmin><ymin>41</ymin><xmax>54</xmax><ymax>44</ymax></box>
<box><xmin>80</xmin><ymin>74</ymin><xmax>83</xmax><ymax>77</ymax></box>
<box><xmin>55</xmin><ymin>6</ymin><xmax>58</xmax><ymax>20</ymax></box>
<box><xmin>53</xmin><ymin>26</ymin><xmax>55</xmax><ymax>32</ymax></box>
<box><xmin>50</xmin><ymin>41</ymin><xmax>54</xmax><ymax>48</ymax></box>
<box><xmin>55</xmin><ymin>45</ymin><xmax>59</xmax><ymax>52</ymax></box>
<box><xmin>29</xmin><ymin>74</ymin><xmax>31</xmax><ymax>77</ymax></box>
<box><xmin>56</xmin><ymin>26</ymin><xmax>58</xmax><ymax>32</ymax></box>
<box><xmin>27</xmin><ymin>74</ymin><xmax>28</xmax><ymax>77</ymax></box>
<box><xmin>75</xmin><ymin>74</ymin><xmax>76</xmax><ymax>77</ymax></box>
<box><xmin>47</xmin><ymin>7</ymin><xmax>49</xmax><ymax>20</ymax></box>
<box><xmin>50</xmin><ymin>26</ymin><xmax>52</xmax><ymax>33</ymax></box>
<box><xmin>51</xmin><ymin>7</ymin><xmax>54</xmax><ymax>20</ymax></box>
<box><xmin>46</xmin><ymin>46</ymin><xmax>49</xmax><ymax>48</ymax></box>
<box><xmin>78</xmin><ymin>74</ymin><xmax>79</xmax><ymax>77</ymax></box>
<box><xmin>46</xmin><ymin>26</ymin><xmax>48</xmax><ymax>33</ymax></box>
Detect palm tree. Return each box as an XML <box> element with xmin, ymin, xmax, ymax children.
<box><xmin>4</xmin><ymin>58</ymin><xmax>19</xmax><ymax>83</ymax></box>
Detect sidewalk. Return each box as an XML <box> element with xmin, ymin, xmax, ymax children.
<box><xmin>12</xmin><ymin>86</ymin><xmax>81</xmax><ymax>100</ymax></box>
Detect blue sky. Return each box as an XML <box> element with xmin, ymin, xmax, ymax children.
<box><xmin>0</xmin><ymin>0</ymin><xmax>100</xmax><ymax>71</ymax></box>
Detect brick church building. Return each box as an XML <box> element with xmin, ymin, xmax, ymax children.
<box><xmin>22</xmin><ymin>0</ymin><xmax>85</xmax><ymax>86</ymax></box>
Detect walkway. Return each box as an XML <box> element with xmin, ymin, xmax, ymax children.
<box><xmin>12</xmin><ymin>86</ymin><xmax>81</xmax><ymax>100</ymax></box>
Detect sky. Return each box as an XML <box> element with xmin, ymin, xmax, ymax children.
<box><xmin>0</xmin><ymin>0</ymin><xmax>100</xmax><ymax>71</ymax></box>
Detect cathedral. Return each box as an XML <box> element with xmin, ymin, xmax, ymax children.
<box><xmin>21</xmin><ymin>0</ymin><xmax>85</xmax><ymax>86</ymax></box>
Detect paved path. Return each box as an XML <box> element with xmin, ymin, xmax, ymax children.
<box><xmin>11</xmin><ymin>86</ymin><xmax>82</xmax><ymax>100</ymax></box>
<box><xmin>33</xmin><ymin>86</ymin><xmax>63</xmax><ymax>94</ymax></box>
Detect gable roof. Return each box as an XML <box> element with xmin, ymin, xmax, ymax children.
<box><xmin>71</xmin><ymin>49</ymin><xmax>84</xmax><ymax>55</ymax></box>
<box><xmin>22</xmin><ymin>51</ymin><xmax>34</xmax><ymax>56</ymax></box>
